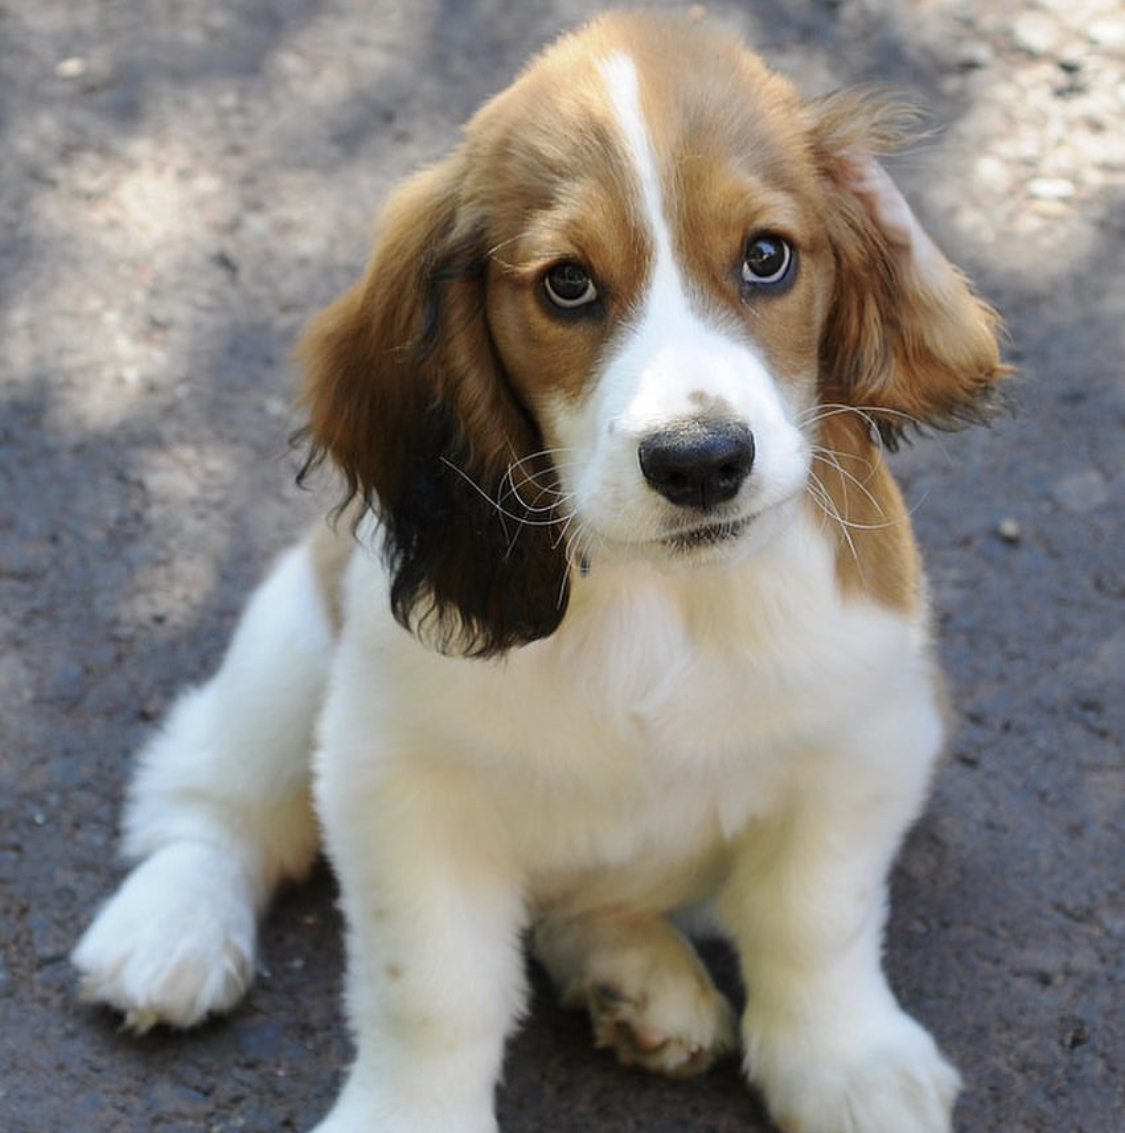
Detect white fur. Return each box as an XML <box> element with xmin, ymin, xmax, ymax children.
<box><xmin>74</xmin><ymin>542</ymin><xmax>330</xmax><ymax>1027</ymax></box>
<box><xmin>77</xmin><ymin>511</ymin><xmax>955</xmax><ymax>1132</ymax></box>
<box><xmin>74</xmin><ymin>43</ymin><xmax>961</xmax><ymax>1133</ymax></box>
<box><xmin>304</xmin><ymin>512</ymin><xmax>956</xmax><ymax>1133</ymax></box>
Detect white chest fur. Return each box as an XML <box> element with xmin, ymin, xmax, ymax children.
<box><xmin>325</xmin><ymin>510</ymin><xmax>934</xmax><ymax>901</ymax></box>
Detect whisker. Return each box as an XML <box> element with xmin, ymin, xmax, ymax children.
<box><xmin>500</xmin><ymin>448</ymin><xmax>577</xmax><ymax>501</ymax></box>
<box><xmin>810</xmin><ymin>446</ymin><xmax>884</xmax><ymax>514</ymax></box>
<box><xmin>501</xmin><ymin>466</ymin><xmax>576</xmax><ymax>518</ymax></box>
<box><xmin>806</xmin><ymin>467</ymin><xmax>905</xmax><ymax>534</ymax></box>
<box><xmin>821</xmin><ymin>515</ymin><xmax>903</xmax><ymax>532</ymax></box>
<box><xmin>806</xmin><ymin>471</ymin><xmax>862</xmax><ymax>577</ymax></box>
<box><xmin>803</xmin><ymin>404</ymin><xmax>945</xmax><ymax>530</ymax></box>
<box><xmin>551</xmin><ymin>513</ymin><xmax>578</xmax><ymax>552</ymax></box>
<box><xmin>800</xmin><ymin>402</ymin><xmax>920</xmax><ymax>427</ymax></box>
<box><xmin>508</xmin><ymin>449</ymin><xmax>584</xmax><ymax>521</ymax></box>
<box><xmin>505</xmin><ymin>446</ymin><xmax>578</xmax><ymax>474</ymax></box>
<box><xmin>439</xmin><ymin>457</ymin><xmax>566</xmax><ymax>529</ymax></box>
<box><xmin>565</xmin><ymin>520</ymin><xmax>604</xmax><ymax>582</ymax></box>
<box><xmin>808</xmin><ymin>471</ymin><xmax>903</xmax><ymax>533</ymax></box>
<box><xmin>798</xmin><ymin>402</ymin><xmax>939</xmax><ymax>464</ymax></box>
<box><xmin>809</xmin><ymin>439</ymin><xmax>879</xmax><ymax>477</ymax></box>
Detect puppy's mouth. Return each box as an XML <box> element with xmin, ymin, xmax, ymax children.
<box><xmin>662</xmin><ymin>515</ymin><xmax>753</xmax><ymax>552</ymax></box>
<box><xmin>581</xmin><ymin>491</ymin><xmax>802</xmax><ymax>569</ymax></box>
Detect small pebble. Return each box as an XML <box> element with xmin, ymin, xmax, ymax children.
<box><xmin>1013</xmin><ymin>13</ymin><xmax>1063</xmax><ymax>56</ymax></box>
<box><xmin>1088</xmin><ymin>18</ymin><xmax>1125</xmax><ymax>49</ymax></box>
<box><xmin>997</xmin><ymin>517</ymin><xmax>1022</xmax><ymax>544</ymax></box>
<box><xmin>1028</xmin><ymin>177</ymin><xmax>1076</xmax><ymax>201</ymax></box>
<box><xmin>974</xmin><ymin>155</ymin><xmax>1008</xmax><ymax>190</ymax></box>
<box><xmin>55</xmin><ymin>57</ymin><xmax>87</xmax><ymax>79</ymax></box>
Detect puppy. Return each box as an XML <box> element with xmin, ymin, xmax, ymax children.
<box><xmin>74</xmin><ymin>12</ymin><xmax>1005</xmax><ymax>1133</ymax></box>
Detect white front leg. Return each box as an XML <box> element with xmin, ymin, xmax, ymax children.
<box><xmin>718</xmin><ymin>692</ymin><xmax>960</xmax><ymax>1133</ymax></box>
<box><xmin>311</xmin><ymin>749</ymin><xmax>526</xmax><ymax>1133</ymax></box>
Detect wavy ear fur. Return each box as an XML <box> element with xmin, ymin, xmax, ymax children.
<box><xmin>297</xmin><ymin>151</ymin><xmax>569</xmax><ymax>657</ymax></box>
<box><xmin>809</xmin><ymin>91</ymin><xmax>1009</xmax><ymax>446</ymax></box>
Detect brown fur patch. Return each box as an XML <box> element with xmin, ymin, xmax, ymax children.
<box><xmin>296</xmin><ymin>150</ymin><xmax>575</xmax><ymax>656</ymax></box>
<box><xmin>810</xmin><ymin>412</ymin><xmax>921</xmax><ymax>614</ymax></box>
<box><xmin>807</xmin><ymin>90</ymin><xmax>1010</xmax><ymax>440</ymax></box>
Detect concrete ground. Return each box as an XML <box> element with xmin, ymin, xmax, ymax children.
<box><xmin>1</xmin><ymin>1</ymin><xmax>1122</xmax><ymax>1130</ymax></box>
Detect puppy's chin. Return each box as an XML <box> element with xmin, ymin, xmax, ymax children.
<box><xmin>583</xmin><ymin>495</ymin><xmax>802</xmax><ymax>575</ymax></box>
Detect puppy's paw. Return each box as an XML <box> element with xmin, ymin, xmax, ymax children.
<box><xmin>748</xmin><ymin>1007</ymin><xmax>960</xmax><ymax>1133</ymax></box>
<box><xmin>72</xmin><ymin>841</ymin><xmax>257</xmax><ymax>1030</ymax></box>
<box><xmin>535</xmin><ymin>912</ymin><xmax>737</xmax><ymax>1078</ymax></box>
<box><xmin>589</xmin><ymin>974</ymin><xmax>737</xmax><ymax>1077</ymax></box>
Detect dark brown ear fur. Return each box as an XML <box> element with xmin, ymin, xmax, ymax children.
<box><xmin>809</xmin><ymin>90</ymin><xmax>1009</xmax><ymax>446</ymax></box>
<box><xmin>297</xmin><ymin>153</ymin><xmax>569</xmax><ymax>657</ymax></box>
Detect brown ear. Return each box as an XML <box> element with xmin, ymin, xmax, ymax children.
<box><xmin>296</xmin><ymin>152</ymin><xmax>569</xmax><ymax>657</ymax></box>
<box><xmin>809</xmin><ymin>91</ymin><xmax>1009</xmax><ymax>445</ymax></box>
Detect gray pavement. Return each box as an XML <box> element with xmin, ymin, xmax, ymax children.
<box><xmin>1</xmin><ymin>1</ymin><xmax>1122</xmax><ymax>1131</ymax></box>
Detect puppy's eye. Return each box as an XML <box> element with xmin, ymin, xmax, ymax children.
<box><xmin>544</xmin><ymin>261</ymin><xmax>598</xmax><ymax>310</ymax></box>
<box><xmin>741</xmin><ymin>234</ymin><xmax>793</xmax><ymax>287</ymax></box>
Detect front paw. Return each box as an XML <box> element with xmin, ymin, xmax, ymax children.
<box><xmin>588</xmin><ymin>974</ymin><xmax>737</xmax><ymax>1078</ymax></box>
<box><xmin>72</xmin><ymin>842</ymin><xmax>257</xmax><ymax>1031</ymax></box>
<box><xmin>747</xmin><ymin>1007</ymin><xmax>960</xmax><ymax>1133</ymax></box>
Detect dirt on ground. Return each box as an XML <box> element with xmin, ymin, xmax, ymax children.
<box><xmin>1</xmin><ymin>1</ymin><xmax>1122</xmax><ymax>1131</ymax></box>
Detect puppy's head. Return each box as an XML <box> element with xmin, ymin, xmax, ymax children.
<box><xmin>299</xmin><ymin>12</ymin><xmax>1005</xmax><ymax>656</ymax></box>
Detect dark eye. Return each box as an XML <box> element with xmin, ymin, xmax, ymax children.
<box><xmin>741</xmin><ymin>234</ymin><xmax>794</xmax><ymax>287</ymax></box>
<box><xmin>544</xmin><ymin>261</ymin><xmax>598</xmax><ymax>309</ymax></box>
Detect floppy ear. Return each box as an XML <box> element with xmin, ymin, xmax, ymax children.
<box><xmin>297</xmin><ymin>151</ymin><xmax>569</xmax><ymax>657</ymax></box>
<box><xmin>809</xmin><ymin>91</ymin><xmax>1009</xmax><ymax>445</ymax></box>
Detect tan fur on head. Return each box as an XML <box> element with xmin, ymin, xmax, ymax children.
<box><xmin>295</xmin><ymin>10</ymin><xmax>1008</xmax><ymax>653</ymax></box>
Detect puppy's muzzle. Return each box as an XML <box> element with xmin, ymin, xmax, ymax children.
<box><xmin>638</xmin><ymin>420</ymin><xmax>755</xmax><ymax>511</ymax></box>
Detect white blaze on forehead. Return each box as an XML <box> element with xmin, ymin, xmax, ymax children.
<box><xmin>594</xmin><ymin>50</ymin><xmax>753</xmax><ymax>422</ymax></box>
<box><xmin>596</xmin><ymin>51</ymin><xmax>682</xmax><ymax>296</ymax></box>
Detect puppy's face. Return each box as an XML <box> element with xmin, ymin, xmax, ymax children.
<box><xmin>483</xmin><ymin>41</ymin><xmax>833</xmax><ymax>568</ymax></box>
<box><xmin>299</xmin><ymin>13</ymin><xmax>1005</xmax><ymax>654</ymax></box>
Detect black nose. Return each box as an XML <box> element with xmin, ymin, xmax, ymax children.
<box><xmin>638</xmin><ymin>420</ymin><xmax>755</xmax><ymax>510</ymax></box>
